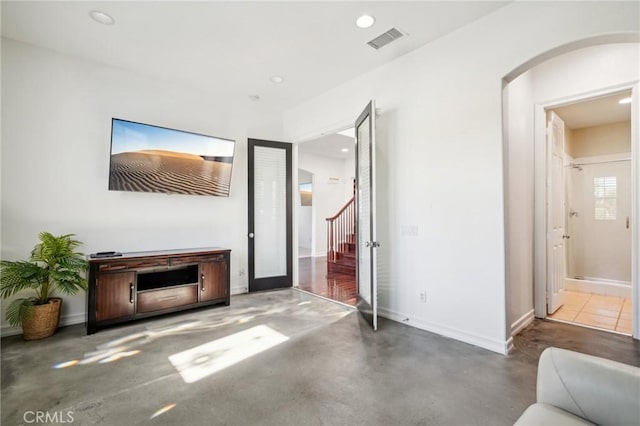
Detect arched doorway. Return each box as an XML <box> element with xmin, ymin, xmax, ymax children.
<box><xmin>503</xmin><ymin>38</ymin><xmax>639</xmax><ymax>342</ymax></box>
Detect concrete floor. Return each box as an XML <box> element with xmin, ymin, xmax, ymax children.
<box><xmin>2</xmin><ymin>289</ymin><xmax>639</xmax><ymax>426</ymax></box>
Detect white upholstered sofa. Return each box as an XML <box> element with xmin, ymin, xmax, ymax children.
<box><xmin>514</xmin><ymin>347</ymin><xmax>640</xmax><ymax>425</ymax></box>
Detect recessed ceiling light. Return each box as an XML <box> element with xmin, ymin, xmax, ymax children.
<box><xmin>270</xmin><ymin>76</ymin><xmax>284</xmax><ymax>84</ymax></box>
<box><xmin>618</xmin><ymin>97</ymin><xmax>632</xmax><ymax>105</ymax></box>
<box><xmin>341</xmin><ymin>148</ymin><xmax>349</xmax><ymax>153</ymax></box>
<box><xmin>356</xmin><ymin>15</ymin><xmax>375</xmax><ymax>29</ymax></box>
<box><xmin>89</xmin><ymin>10</ymin><xmax>115</xmax><ymax>25</ymax></box>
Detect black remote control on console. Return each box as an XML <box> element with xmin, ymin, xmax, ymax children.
<box><xmin>89</xmin><ymin>251</ymin><xmax>122</xmax><ymax>258</ymax></box>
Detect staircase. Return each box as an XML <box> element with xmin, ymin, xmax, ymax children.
<box><xmin>326</xmin><ymin>197</ymin><xmax>356</xmax><ymax>274</ymax></box>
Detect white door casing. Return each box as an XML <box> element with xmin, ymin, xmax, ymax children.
<box><xmin>533</xmin><ymin>83</ymin><xmax>638</xmax><ymax>339</ymax></box>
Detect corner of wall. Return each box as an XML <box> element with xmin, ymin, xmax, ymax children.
<box><xmin>511</xmin><ymin>309</ymin><xmax>535</xmax><ymax>337</ymax></box>
<box><xmin>505</xmin><ymin>336</ymin><xmax>515</xmax><ymax>354</ymax></box>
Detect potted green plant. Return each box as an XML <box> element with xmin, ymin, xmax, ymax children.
<box><xmin>1</xmin><ymin>232</ymin><xmax>88</xmax><ymax>340</ymax></box>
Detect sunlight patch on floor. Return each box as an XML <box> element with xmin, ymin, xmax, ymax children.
<box><xmin>52</xmin><ymin>360</ymin><xmax>79</xmax><ymax>369</ymax></box>
<box><xmin>150</xmin><ymin>403</ymin><xmax>177</xmax><ymax>419</ymax></box>
<box><xmin>99</xmin><ymin>350</ymin><xmax>141</xmax><ymax>364</ymax></box>
<box><xmin>168</xmin><ymin>325</ymin><xmax>289</xmax><ymax>384</ymax></box>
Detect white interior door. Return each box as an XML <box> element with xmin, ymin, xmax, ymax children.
<box><xmin>355</xmin><ymin>101</ymin><xmax>378</xmax><ymax>330</ymax></box>
<box><xmin>547</xmin><ymin>111</ymin><xmax>566</xmax><ymax>314</ymax></box>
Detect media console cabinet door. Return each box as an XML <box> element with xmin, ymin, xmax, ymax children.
<box><xmin>199</xmin><ymin>261</ymin><xmax>227</xmax><ymax>302</ymax></box>
<box><xmin>96</xmin><ymin>271</ymin><xmax>135</xmax><ymax>321</ymax></box>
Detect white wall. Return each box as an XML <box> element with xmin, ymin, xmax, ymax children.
<box><xmin>1</xmin><ymin>39</ymin><xmax>283</xmax><ymax>335</ymax></box>
<box><xmin>343</xmin><ymin>155</ymin><xmax>355</xmax><ymax>202</ymax></box>
<box><xmin>506</xmin><ymin>42</ymin><xmax>638</xmax><ymax>336</ymax></box>
<box><xmin>297</xmin><ymin>152</ymin><xmax>352</xmax><ymax>257</ymax></box>
<box><xmin>504</xmin><ymin>71</ymin><xmax>535</xmax><ymax>337</ymax></box>
<box><xmin>298</xmin><ymin>206</ymin><xmax>312</xmax><ymax>251</ymax></box>
<box><xmin>285</xmin><ymin>1</ymin><xmax>639</xmax><ymax>353</ymax></box>
<box><xmin>298</xmin><ymin>169</ymin><xmax>313</xmax><ymax>252</ymax></box>
<box><xmin>530</xmin><ymin>44</ymin><xmax>639</xmax><ymax>102</ymax></box>
<box><xmin>569</xmin><ymin>121</ymin><xmax>631</xmax><ymax>157</ymax></box>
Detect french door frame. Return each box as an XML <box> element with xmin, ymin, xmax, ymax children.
<box><xmin>248</xmin><ymin>139</ymin><xmax>293</xmax><ymax>292</ymax></box>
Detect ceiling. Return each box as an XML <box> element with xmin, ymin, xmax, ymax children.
<box><xmin>299</xmin><ymin>132</ymin><xmax>354</xmax><ymax>160</ymax></box>
<box><xmin>1</xmin><ymin>1</ymin><xmax>510</xmax><ymax>112</ymax></box>
<box><xmin>552</xmin><ymin>90</ymin><xmax>632</xmax><ymax>129</ymax></box>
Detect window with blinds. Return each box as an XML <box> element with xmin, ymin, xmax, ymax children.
<box><xmin>594</xmin><ymin>176</ymin><xmax>617</xmax><ymax>220</ymax></box>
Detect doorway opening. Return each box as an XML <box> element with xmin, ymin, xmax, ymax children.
<box><xmin>544</xmin><ymin>91</ymin><xmax>632</xmax><ymax>334</ymax></box>
<box><xmin>503</xmin><ymin>41</ymin><xmax>638</xmax><ymax>346</ymax></box>
<box><xmin>296</xmin><ymin>129</ymin><xmax>357</xmax><ymax>306</ymax></box>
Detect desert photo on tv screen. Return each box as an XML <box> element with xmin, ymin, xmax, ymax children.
<box><xmin>109</xmin><ymin>119</ymin><xmax>235</xmax><ymax>197</ymax></box>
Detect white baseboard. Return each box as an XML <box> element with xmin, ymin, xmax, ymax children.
<box><xmin>1</xmin><ymin>312</ymin><xmax>86</xmax><ymax>338</ymax></box>
<box><xmin>1</xmin><ymin>325</ymin><xmax>21</xmax><ymax>337</ymax></box>
<box><xmin>565</xmin><ymin>278</ymin><xmax>632</xmax><ymax>298</ymax></box>
<box><xmin>505</xmin><ymin>337</ymin><xmax>515</xmax><ymax>354</ymax></box>
<box><xmin>510</xmin><ymin>309</ymin><xmax>535</xmax><ymax>337</ymax></box>
<box><xmin>377</xmin><ymin>307</ymin><xmax>509</xmax><ymax>355</ymax></box>
<box><xmin>231</xmin><ymin>285</ymin><xmax>248</xmax><ymax>295</ymax></box>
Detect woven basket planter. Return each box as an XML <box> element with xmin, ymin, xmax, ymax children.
<box><xmin>22</xmin><ymin>298</ymin><xmax>62</xmax><ymax>340</ymax></box>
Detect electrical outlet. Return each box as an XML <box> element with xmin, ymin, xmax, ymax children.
<box><xmin>420</xmin><ymin>291</ymin><xmax>427</xmax><ymax>303</ymax></box>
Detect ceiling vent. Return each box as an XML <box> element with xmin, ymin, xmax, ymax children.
<box><xmin>367</xmin><ymin>28</ymin><xmax>404</xmax><ymax>50</ymax></box>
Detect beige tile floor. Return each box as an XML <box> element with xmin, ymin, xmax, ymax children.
<box><xmin>548</xmin><ymin>290</ymin><xmax>632</xmax><ymax>334</ymax></box>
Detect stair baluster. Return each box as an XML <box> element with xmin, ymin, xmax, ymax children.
<box><xmin>326</xmin><ymin>197</ymin><xmax>356</xmax><ymax>273</ymax></box>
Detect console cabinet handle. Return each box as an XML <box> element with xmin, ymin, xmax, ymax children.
<box><xmin>201</xmin><ymin>273</ymin><xmax>205</xmax><ymax>292</ymax></box>
<box><xmin>129</xmin><ymin>283</ymin><xmax>134</xmax><ymax>304</ymax></box>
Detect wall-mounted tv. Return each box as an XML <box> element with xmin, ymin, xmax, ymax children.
<box><xmin>109</xmin><ymin>118</ymin><xmax>235</xmax><ymax>197</ymax></box>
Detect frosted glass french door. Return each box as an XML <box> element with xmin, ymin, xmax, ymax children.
<box><xmin>248</xmin><ymin>139</ymin><xmax>292</xmax><ymax>292</ymax></box>
<box><xmin>355</xmin><ymin>101</ymin><xmax>378</xmax><ymax>330</ymax></box>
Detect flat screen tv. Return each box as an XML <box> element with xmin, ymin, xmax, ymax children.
<box><xmin>109</xmin><ymin>118</ymin><xmax>235</xmax><ymax>197</ymax></box>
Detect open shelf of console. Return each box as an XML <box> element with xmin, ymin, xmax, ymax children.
<box><xmin>87</xmin><ymin>247</ymin><xmax>230</xmax><ymax>334</ymax></box>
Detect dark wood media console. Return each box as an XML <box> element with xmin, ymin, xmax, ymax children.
<box><xmin>87</xmin><ymin>247</ymin><xmax>230</xmax><ymax>334</ymax></box>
